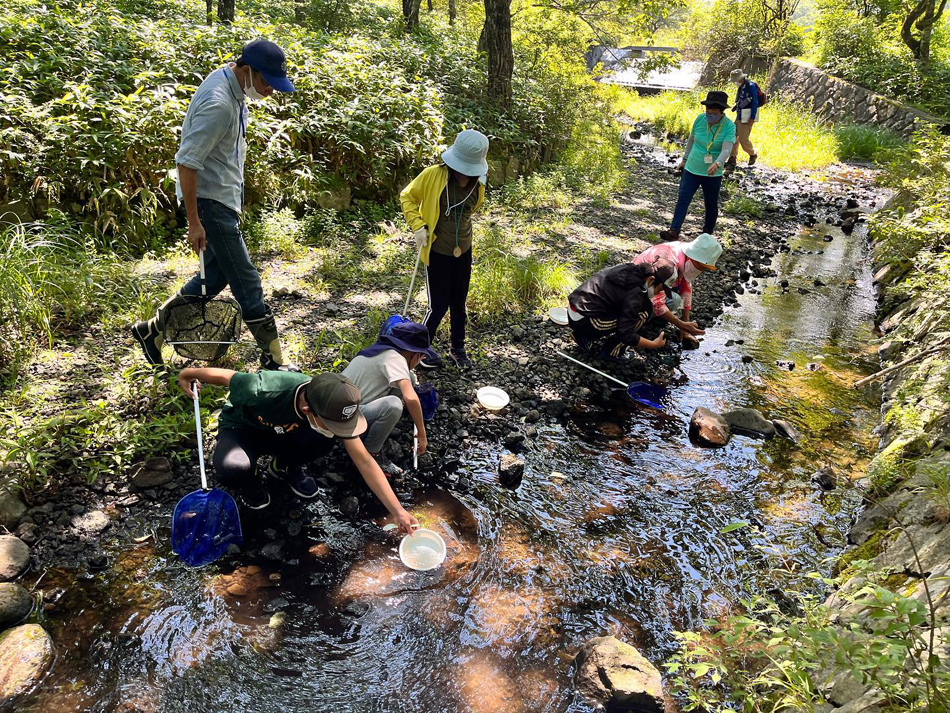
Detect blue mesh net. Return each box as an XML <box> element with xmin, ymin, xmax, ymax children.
<box><xmin>626</xmin><ymin>382</ymin><xmax>668</xmax><ymax>410</ymax></box>
<box><xmin>414</xmin><ymin>382</ymin><xmax>438</xmax><ymax>421</ymax></box>
<box><xmin>171</xmin><ymin>488</ymin><xmax>243</xmax><ymax>567</ymax></box>
<box><xmin>380</xmin><ymin>314</ymin><xmax>410</xmax><ymax>338</ymax></box>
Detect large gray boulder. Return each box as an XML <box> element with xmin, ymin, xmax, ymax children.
<box><xmin>722</xmin><ymin>408</ymin><xmax>776</xmax><ymax>439</ymax></box>
<box><xmin>0</xmin><ymin>479</ymin><xmax>26</xmax><ymax>530</ymax></box>
<box><xmin>0</xmin><ymin>583</ymin><xmax>32</xmax><ymax>628</ymax></box>
<box><xmin>0</xmin><ymin>624</ymin><xmax>53</xmax><ymax>705</ymax></box>
<box><xmin>573</xmin><ymin>636</ymin><xmax>665</xmax><ymax>712</ymax></box>
<box><xmin>689</xmin><ymin>407</ymin><xmax>731</xmax><ymax>447</ymax></box>
<box><xmin>0</xmin><ymin>536</ymin><xmax>30</xmax><ymax>582</ymax></box>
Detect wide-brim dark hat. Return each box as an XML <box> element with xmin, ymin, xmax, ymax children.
<box><xmin>380</xmin><ymin>321</ymin><xmax>437</xmax><ymax>361</ymax></box>
<box><xmin>700</xmin><ymin>90</ymin><xmax>729</xmax><ymax>109</ymax></box>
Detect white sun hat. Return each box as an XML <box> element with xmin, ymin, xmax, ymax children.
<box><xmin>682</xmin><ymin>233</ymin><xmax>723</xmax><ymax>270</ymax></box>
<box><xmin>441</xmin><ymin>129</ymin><xmax>490</xmax><ymax>178</ymax></box>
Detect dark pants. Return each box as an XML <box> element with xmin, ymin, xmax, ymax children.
<box><xmin>670</xmin><ymin>170</ymin><xmax>722</xmax><ymax>234</ymax></box>
<box><xmin>213</xmin><ymin>427</ymin><xmax>333</xmax><ymax>490</ymax></box>
<box><xmin>423</xmin><ymin>249</ymin><xmax>472</xmax><ymax>351</ymax></box>
<box><xmin>180</xmin><ymin>198</ymin><xmax>267</xmax><ymax>321</ymax></box>
<box><xmin>569</xmin><ymin>311</ymin><xmax>649</xmax><ymax>358</ymax></box>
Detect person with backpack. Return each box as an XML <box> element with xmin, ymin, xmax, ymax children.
<box><xmin>660</xmin><ymin>91</ymin><xmax>735</xmax><ymax>242</ymax></box>
<box><xmin>725</xmin><ymin>69</ymin><xmax>762</xmax><ymax>172</ymax></box>
<box><xmin>399</xmin><ymin>130</ymin><xmax>489</xmax><ymax>371</ymax></box>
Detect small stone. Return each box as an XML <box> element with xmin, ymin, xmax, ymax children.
<box><xmin>263</xmin><ymin>597</ymin><xmax>290</xmax><ymax>614</ymax></box>
<box><xmin>0</xmin><ymin>583</ymin><xmax>32</xmax><ymax>629</ymax></box>
<box><xmin>741</xmin><ymin>355</ymin><xmax>754</xmax><ymax>364</ymax></box>
<box><xmin>87</xmin><ymin>551</ymin><xmax>109</xmax><ymax>572</ymax></box>
<box><xmin>525</xmin><ymin>410</ymin><xmax>541</xmax><ymax>423</ymax></box>
<box><xmin>71</xmin><ymin>510</ymin><xmax>110</xmax><ymax>536</ymax></box>
<box><xmin>812</xmin><ymin>466</ymin><xmax>837</xmax><ymax>490</ymax></box>
<box><xmin>503</xmin><ymin>432</ymin><xmax>526</xmax><ymax>449</ymax></box>
<box><xmin>772</xmin><ymin>419</ymin><xmax>801</xmax><ymax>443</ymax></box>
<box><xmin>0</xmin><ymin>536</ymin><xmax>30</xmax><ymax>582</ymax></box>
<box><xmin>498</xmin><ymin>454</ymin><xmax>525</xmax><ymax>489</ymax></box>
<box><xmin>775</xmin><ymin>360</ymin><xmax>795</xmax><ymax>371</ymax></box>
<box><xmin>308</xmin><ymin>544</ymin><xmax>331</xmax><ymax>558</ymax></box>
<box><xmin>130</xmin><ymin>457</ymin><xmax>174</xmax><ymax>489</ymax></box>
<box><xmin>0</xmin><ymin>624</ymin><xmax>53</xmax><ymax>705</ymax></box>
<box><xmin>339</xmin><ymin>496</ymin><xmax>360</xmax><ymax>516</ymax></box>
<box><xmin>261</xmin><ymin>542</ymin><xmax>284</xmax><ymax>561</ymax></box>
<box><xmin>689</xmin><ymin>408</ymin><xmax>731</xmax><ymax>447</ymax></box>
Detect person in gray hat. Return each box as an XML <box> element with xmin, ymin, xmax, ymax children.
<box><xmin>175</xmin><ymin>366</ymin><xmax>419</xmax><ymax>534</ymax></box>
<box><xmin>400</xmin><ymin>130</ymin><xmax>490</xmax><ymax>371</ymax></box>
<box><xmin>725</xmin><ymin>69</ymin><xmax>760</xmax><ymax>172</ymax></box>
<box><xmin>132</xmin><ymin>39</ymin><xmax>300</xmax><ymax>372</ymax></box>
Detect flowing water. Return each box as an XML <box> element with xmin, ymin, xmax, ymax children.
<box><xmin>20</xmin><ymin>202</ymin><xmax>883</xmax><ymax>712</ymax></box>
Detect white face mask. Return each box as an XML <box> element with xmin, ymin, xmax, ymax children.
<box><xmin>243</xmin><ymin>72</ymin><xmax>266</xmax><ymax>101</ymax></box>
<box><xmin>306</xmin><ymin>412</ymin><xmax>335</xmax><ymax>438</ymax></box>
<box><xmin>683</xmin><ymin>261</ymin><xmax>701</xmax><ymax>281</ymax></box>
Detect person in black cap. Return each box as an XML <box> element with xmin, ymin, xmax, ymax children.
<box><xmin>342</xmin><ymin>322</ymin><xmax>436</xmax><ymax>477</ymax></box>
<box><xmin>567</xmin><ymin>258</ymin><xmax>677</xmax><ymax>362</ymax></box>
<box><xmin>659</xmin><ymin>90</ymin><xmax>736</xmax><ymax>242</ymax></box>
<box><xmin>175</xmin><ymin>366</ymin><xmax>420</xmax><ymax>534</ymax></box>
<box><xmin>132</xmin><ymin>39</ymin><xmax>300</xmax><ymax>372</ymax></box>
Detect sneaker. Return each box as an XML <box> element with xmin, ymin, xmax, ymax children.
<box><xmin>260</xmin><ymin>354</ymin><xmax>302</xmax><ymax>372</ymax></box>
<box><xmin>600</xmin><ymin>347</ymin><xmax>632</xmax><ymax>364</ymax></box>
<box><xmin>267</xmin><ymin>458</ymin><xmax>317</xmax><ymax>499</ymax></box>
<box><xmin>658</xmin><ymin>229</ymin><xmax>680</xmax><ymax>242</ymax></box>
<box><xmin>419</xmin><ymin>351</ymin><xmax>443</xmax><ymax>370</ymax></box>
<box><xmin>724</xmin><ymin>156</ymin><xmax>737</xmax><ymax>171</ymax></box>
<box><xmin>373</xmin><ymin>454</ymin><xmax>405</xmax><ymax>478</ymax></box>
<box><xmin>748</xmin><ymin>153</ymin><xmax>757</xmax><ymax>167</ymax></box>
<box><xmin>572</xmin><ymin>334</ymin><xmax>594</xmax><ymax>354</ymax></box>
<box><xmin>131</xmin><ymin>320</ymin><xmax>164</xmax><ymax>366</ymax></box>
<box><xmin>239</xmin><ymin>483</ymin><xmax>271</xmax><ymax>510</ymax></box>
<box><xmin>451</xmin><ymin>348</ymin><xmax>472</xmax><ymax>370</ymax></box>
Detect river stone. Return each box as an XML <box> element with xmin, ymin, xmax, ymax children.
<box><xmin>71</xmin><ymin>510</ymin><xmax>110</xmax><ymax>537</ymax></box>
<box><xmin>130</xmin><ymin>456</ymin><xmax>174</xmax><ymax>489</ymax></box>
<box><xmin>498</xmin><ymin>454</ymin><xmax>525</xmax><ymax>489</ymax></box>
<box><xmin>689</xmin><ymin>408</ymin><xmax>731</xmax><ymax>447</ymax></box>
<box><xmin>0</xmin><ymin>480</ymin><xmax>26</xmax><ymax>530</ymax></box>
<box><xmin>0</xmin><ymin>536</ymin><xmax>30</xmax><ymax>581</ymax></box>
<box><xmin>0</xmin><ymin>624</ymin><xmax>53</xmax><ymax>705</ymax></box>
<box><xmin>0</xmin><ymin>583</ymin><xmax>32</xmax><ymax>628</ymax></box>
<box><xmin>722</xmin><ymin>408</ymin><xmax>776</xmax><ymax>439</ymax></box>
<box><xmin>772</xmin><ymin>419</ymin><xmax>800</xmax><ymax>442</ymax></box>
<box><xmin>573</xmin><ymin>636</ymin><xmax>665</xmax><ymax>712</ymax></box>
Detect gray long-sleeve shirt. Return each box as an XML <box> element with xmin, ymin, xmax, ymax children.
<box><xmin>175</xmin><ymin>66</ymin><xmax>247</xmax><ymax>214</ymax></box>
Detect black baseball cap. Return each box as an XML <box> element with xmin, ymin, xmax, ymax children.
<box><xmin>650</xmin><ymin>257</ymin><xmax>677</xmax><ymax>298</ymax></box>
<box><xmin>240</xmin><ymin>39</ymin><xmax>295</xmax><ymax>93</ymax></box>
<box><xmin>305</xmin><ymin>374</ymin><xmax>366</xmax><ymax>437</ymax></box>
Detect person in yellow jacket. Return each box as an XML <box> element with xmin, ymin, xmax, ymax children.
<box><xmin>399</xmin><ymin>130</ymin><xmax>489</xmax><ymax>370</ymax></box>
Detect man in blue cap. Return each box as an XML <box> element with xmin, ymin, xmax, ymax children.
<box><xmin>132</xmin><ymin>39</ymin><xmax>299</xmax><ymax>372</ymax></box>
<box><xmin>342</xmin><ymin>321</ymin><xmax>437</xmax><ymax>476</ymax></box>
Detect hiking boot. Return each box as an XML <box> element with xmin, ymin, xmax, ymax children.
<box><xmin>131</xmin><ymin>320</ymin><xmax>164</xmax><ymax>366</ymax></box>
<box><xmin>571</xmin><ymin>333</ymin><xmax>594</xmax><ymax>354</ymax></box>
<box><xmin>724</xmin><ymin>156</ymin><xmax>737</xmax><ymax>171</ymax></box>
<box><xmin>748</xmin><ymin>153</ymin><xmax>758</xmax><ymax>167</ymax></box>
<box><xmin>451</xmin><ymin>348</ymin><xmax>472</xmax><ymax>370</ymax></box>
<box><xmin>268</xmin><ymin>458</ymin><xmax>317</xmax><ymax>499</ymax></box>
<box><xmin>658</xmin><ymin>228</ymin><xmax>680</xmax><ymax>242</ymax></box>
<box><xmin>260</xmin><ymin>353</ymin><xmax>302</xmax><ymax>372</ymax></box>
<box><xmin>239</xmin><ymin>482</ymin><xmax>271</xmax><ymax>510</ymax></box>
<box><xmin>419</xmin><ymin>351</ymin><xmax>443</xmax><ymax>370</ymax></box>
<box><xmin>373</xmin><ymin>454</ymin><xmax>405</xmax><ymax>478</ymax></box>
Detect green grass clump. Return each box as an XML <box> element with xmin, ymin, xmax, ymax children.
<box><xmin>723</xmin><ymin>194</ymin><xmax>765</xmax><ymax>217</ymax></box>
<box><xmin>833</xmin><ymin>123</ymin><xmax>905</xmax><ymax>162</ymax></box>
<box><xmin>867</xmin><ymin>434</ymin><xmax>930</xmax><ymax>496</ymax></box>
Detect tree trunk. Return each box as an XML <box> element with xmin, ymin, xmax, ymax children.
<box><xmin>901</xmin><ymin>0</ymin><xmax>948</xmax><ymax>64</ymax></box>
<box><xmin>448</xmin><ymin>0</ymin><xmax>456</xmax><ymax>23</ymax></box>
<box><xmin>294</xmin><ymin>0</ymin><xmax>306</xmax><ymax>24</ymax></box>
<box><xmin>403</xmin><ymin>0</ymin><xmax>422</xmax><ymax>28</ymax></box>
<box><xmin>427</xmin><ymin>0</ymin><xmax>433</xmax><ymax>10</ymax></box>
<box><xmin>206</xmin><ymin>0</ymin><xmax>214</xmax><ymax>25</ymax></box>
<box><xmin>217</xmin><ymin>0</ymin><xmax>235</xmax><ymax>24</ymax></box>
<box><xmin>483</xmin><ymin>0</ymin><xmax>513</xmax><ymax>110</ymax></box>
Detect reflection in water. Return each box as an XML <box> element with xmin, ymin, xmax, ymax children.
<box><xmin>22</xmin><ymin>223</ymin><xmax>881</xmax><ymax>712</ymax></box>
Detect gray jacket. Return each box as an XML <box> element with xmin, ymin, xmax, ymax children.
<box><xmin>175</xmin><ymin>66</ymin><xmax>247</xmax><ymax>214</ymax></box>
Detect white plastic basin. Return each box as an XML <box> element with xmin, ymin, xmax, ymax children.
<box><xmin>476</xmin><ymin>386</ymin><xmax>510</xmax><ymax>411</ymax></box>
<box><xmin>399</xmin><ymin>528</ymin><xmax>447</xmax><ymax>571</ymax></box>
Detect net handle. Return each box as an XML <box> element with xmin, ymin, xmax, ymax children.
<box><xmin>199</xmin><ymin>249</ymin><xmax>207</xmax><ymax>298</ymax></box>
<box><xmin>192</xmin><ymin>381</ymin><xmax>209</xmax><ymax>490</ymax></box>
<box><xmin>403</xmin><ymin>247</ymin><xmax>422</xmax><ymax>316</ymax></box>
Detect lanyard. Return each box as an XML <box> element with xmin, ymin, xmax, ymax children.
<box><xmin>705</xmin><ymin>119</ymin><xmax>724</xmax><ymax>154</ymax></box>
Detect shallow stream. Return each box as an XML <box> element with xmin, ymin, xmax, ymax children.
<box><xmin>21</xmin><ymin>188</ymin><xmax>883</xmax><ymax>712</ymax></box>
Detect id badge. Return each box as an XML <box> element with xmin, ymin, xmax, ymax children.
<box><xmin>704</xmin><ymin>154</ymin><xmax>713</xmax><ymax>164</ymax></box>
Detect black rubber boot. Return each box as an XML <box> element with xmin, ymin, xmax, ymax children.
<box><xmin>247</xmin><ymin>312</ymin><xmax>300</xmax><ymax>372</ymax></box>
<box><xmin>130</xmin><ymin>319</ymin><xmax>164</xmax><ymax>366</ymax></box>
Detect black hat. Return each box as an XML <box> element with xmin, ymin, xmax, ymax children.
<box><xmin>649</xmin><ymin>257</ymin><xmax>677</xmax><ymax>298</ymax></box>
<box><xmin>305</xmin><ymin>374</ymin><xmax>366</xmax><ymax>437</ymax></box>
<box><xmin>700</xmin><ymin>91</ymin><xmax>729</xmax><ymax>109</ymax></box>
<box><xmin>380</xmin><ymin>322</ymin><xmax>438</xmax><ymax>360</ymax></box>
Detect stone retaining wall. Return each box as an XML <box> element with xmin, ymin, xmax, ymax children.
<box><xmin>767</xmin><ymin>58</ymin><xmax>946</xmax><ymax>136</ymax></box>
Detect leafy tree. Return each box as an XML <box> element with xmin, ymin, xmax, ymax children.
<box><xmin>900</xmin><ymin>0</ymin><xmax>948</xmax><ymax>66</ymax></box>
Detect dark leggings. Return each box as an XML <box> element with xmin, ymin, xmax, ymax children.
<box><xmin>213</xmin><ymin>427</ymin><xmax>332</xmax><ymax>489</ymax></box>
<box><xmin>569</xmin><ymin>311</ymin><xmax>649</xmax><ymax>358</ymax></box>
<box><xmin>670</xmin><ymin>170</ymin><xmax>723</xmax><ymax>234</ymax></box>
<box><xmin>423</xmin><ymin>248</ymin><xmax>472</xmax><ymax>351</ymax></box>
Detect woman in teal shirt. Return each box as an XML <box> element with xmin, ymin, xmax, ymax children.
<box><xmin>660</xmin><ymin>91</ymin><xmax>736</xmax><ymax>242</ymax></box>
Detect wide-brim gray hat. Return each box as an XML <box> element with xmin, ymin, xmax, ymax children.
<box><xmin>441</xmin><ymin>129</ymin><xmax>489</xmax><ymax>178</ymax></box>
<box><xmin>730</xmin><ymin>69</ymin><xmax>746</xmax><ymax>82</ymax></box>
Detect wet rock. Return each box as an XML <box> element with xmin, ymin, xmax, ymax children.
<box><xmin>682</xmin><ymin>334</ymin><xmax>700</xmax><ymax>350</ymax></box>
<box><xmin>308</xmin><ymin>543</ymin><xmax>331</xmax><ymax>559</ymax></box>
<box><xmin>339</xmin><ymin>496</ymin><xmax>360</xmax><ymax>516</ymax></box>
<box><xmin>261</xmin><ymin>542</ymin><xmax>284</xmax><ymax>561</ymax></box>
<box><xmin>498</xmin><ymin>454</ymin><xmax>525</xmax><ymax>489</ymax></box>
<box><xmin>772</xmin><ymin>419</ymin><xmax>801</xmax><ymax>443</ymax></box>
<box><xmin>525</xmin><ymin>410</ymin><xmax>541</xmax><ymax>424</ymax></box>
<box><xmin>573</xmin><ymin>636</ymin><xmax>665</xmax><ymax>712</ymax></box>
<box><xmin>0</xmin><ymin>624</ymin><xmax>53</xmax><ymax>705</ymax></box>
<box><xmin>71</xmin><ymin>510</ymin><xmax>110</xmax><ymax>537</ymax></box>
<box><xmin>722</xmin><ymin>408</ymin><xmax>776</xmax><ymax>439</ymax></box>
<box><xmin>87</xmin><ymin>550</ymin><xmax>109</xmax><ymax>572</ymax></box>
<box><xmin>689</xmin><ymin>408</ymin><xmax>731</xmax><ymax>447</ymax></box>
<box><xmin>263</xmin><ymin>597</ymin><xmax>290</xmax><ymax>613</ymax></box>
<box><xmin>775</xmin><ymin>360</ymin><xmax>796</xmax><ymax>371</ymax></box>
<box><xmin>807</xmin><ymin>362</ymin><xmax>822</xmax><ymax>371</ymax></box>
<box><xmin>741</xmin><ymin>355</ymin><xmax>754</xmax><ymax>364</ymax></box>
<box><xmin>130</xmin><ymin>457</ymin><xmax>174</xmax><ymax>489</ymax></box>
<box><xmin>0</xmin><ymin>583</ymin><xmax>32</xmax><ymax>628</ymax></box>
<box><xmin>14</xmin><ymin>523</ymin><xmax>38</xmax><ymax>547</ymax></box>
<box><xmin>0</xmin><ymin>481</ymin><xmax>26</xmax><ymax>530</ymax></box>
<box><xmin>503</xmin><ymin>432</ymin><xmax>525</xmax><ymax>450</ymax></box>
<box><xmin>0</xmin><ymin>536</ymin><xmax>30</xmax><ymax>581</ymax></box>
<box><xmin>812</xmin><ymin>466</ymin><xmax>837</xmax><ymax>491</ymax></box>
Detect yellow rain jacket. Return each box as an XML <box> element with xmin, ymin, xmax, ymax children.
<box><xmin>399</xmin><ymin>165</ymin><xmax>485</xmax><ymax>266</ymax></box>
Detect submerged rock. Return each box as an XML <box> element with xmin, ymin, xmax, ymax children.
<box><xmin>722</xmin><ymin>408</ymin><xmax>776</xmax><ymax>439</ymax></box>
<box><xmin>498</xmin><ymin>454</ymin><xmax>525</xmax><ymax>489</ymax></box>
<box><xmin>0</xmin><ymin>624</ymin><xmax>53</xmax><ymax>705</ymax></box>
<box><xmin>0</xmin><ymin>536</ymin><xmax>30</xmax><ymax>582</ymax></box>
<box><xmin>772</xmin><ymin>419</ymin><xmax>801</xmax><ymax>443</ymax></box>
<box><xmin>0</xmin><ymin>583</ymin><xmax>32</xmax><ymax>628</ymax></box>
<box><xmin>689</xmin><ymin>408</ymin><xmax>731</xmax><ymax>447</ymax></box>
<box><xmin>573</xmin><ymin>636</ymin><xmax>665</xmax><ymax>712</ymax></box>
<box><xmin>812</xmin><ymin>466</ymin><xmax>838</xmax><ymax>491</ymax></box>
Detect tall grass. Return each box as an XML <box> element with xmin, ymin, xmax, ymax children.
<box><xmin>615</xmin><ymin>86</ymin><xmax>904</xmax><ymax>170</ymax></box>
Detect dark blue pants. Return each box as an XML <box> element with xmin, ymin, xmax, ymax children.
<box><xmin>670</xmin><ymin>170</ymin><xmax>722</xmax><ymax>234</ymax></box>
<box><xmin>180</xmin><ymin>198</ymin><xmax>267</xmax><ymax>321</ymax></box>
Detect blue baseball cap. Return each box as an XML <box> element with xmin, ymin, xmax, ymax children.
<box><xmin>240</xmin><ymin>39</ymin><xmax>295</xmax><ymax>93</ymax></box>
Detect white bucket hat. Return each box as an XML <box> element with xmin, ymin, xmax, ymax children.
<box><xmin>441</xmin><ymin>129</ymin><xmax>489</xmax><ymax>178</ymax></box>
<box><xmin>682</xmin><ymin>233</ymin><xmax>723</xmax><ymax>270</ymax></box>
<box><xmin>730</xmin><ymin>69</ymin><xmax>746</xmax><ymax>82</ymax></box>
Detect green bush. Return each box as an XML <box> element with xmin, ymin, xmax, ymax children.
<box><xmin>833</xmin><ymin>123</ymin><xmax>904</xmax><ymax>162</ymax></box>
